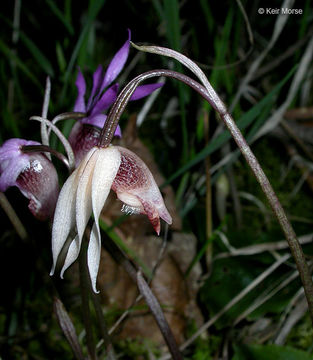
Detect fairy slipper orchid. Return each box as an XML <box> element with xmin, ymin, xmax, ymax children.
<box><xmin>0</xmin><ymin>138</ymin><xmax>59</xmax><ymax>220</ymax></box>
<box><xmin>69</xmin><ymin>30</ymin><xmax>163</xmax><ymax>166</ymax></box>
<box><xmin>50</xmin><ymin>145</ymin><xmax>172</xmax><ymax>292</ymax></box>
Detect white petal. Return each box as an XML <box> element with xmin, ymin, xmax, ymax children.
<box><xmin>60</xmin><ymin>234</ymin><xmax>80</xmax><ymax>278</ymax></box>
<box><xmin>88</xmin><ymin>146</ymin><xmax>121</xmax><ymax>292</ymax></box>
<box><xmin>76</xmin><ymin>147</ymin><xmax>98</xmax><ymax>240</ymax></box>
<box><xmin>91</xmin><ymin>146</ymin><xmax>121</xmax><ymax>230</ymax></box>
<box><xmin>50</xmin><ymin>148</ymin><xmax>97</xmax><ymax>275</ymax></box>
<box><xmin>87</xmin><ymin>222</ymin><xmax>102</xmax><ymax>293</ymax></box>
<box><xmin>50</xmin><ymin>170</ymin><xmax>79</xmax><ymax>275</ymax></box>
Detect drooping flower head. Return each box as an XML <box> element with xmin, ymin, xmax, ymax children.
<box><xmin>69</xmin><ymin>30</ymin><xmax>163</xmax><ymax>165</ymax></box>
<box><xmin>50</xmin><ymin>145</ymin><xmax>172</xmax><ymax>292</ymax></box>
<box><xmin>0</xmin><ymin>138</ymin><xmax>59</xmax><ymax>220</ymax></box>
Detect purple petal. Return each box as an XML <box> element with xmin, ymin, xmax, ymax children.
<box><xmin>0</xmin><ymin>138</ymin><xmax>59</xmax><ymax>220</ymax></box>
<box><xmin>0</xmin><ymin>156</ymin><xmax>30</xmax><ymax>191</ymax></box>
<box><xmin>82</xmin><ymin>114</ymin><xmax>108</xmax><ymax>128</ymax></box>
<box><xmin>89</xmin><ymin>84</ymin><xmax>119</xmax><ymax>116</ymax></box>
<box><xmin>114</xmin><ymin>124</ymin><xmax>122</xmax><ymax>137</ymax></box>
<box><xmin>87</xmin><ymin>65</ymin><xmax>104</xmax><ymax>110</ymax></box>
<box><xmin>0</xmin><ymin>138</ymin><xmax>39</xmax><ymax>160</ymax></box>
<box><xmin>130</xmin><ymin>83</ymin><xmax>164</xmax><ymax>101</ymax></box>
<box><xmin>73</xmin><ymin>69</ymin><xmax>87</xmax><ymax>112</ymax></box>
<box><xmin>82</xmin><ymin>114</ymin><xmax>122</xmax><ymax>137</ymax></box>
<box><xmin>100</xmin><ymin>29</ymin><xmax>131</xmax><ymax>92</ymax></box>
<box><xmin>0</xmin><ymin>139</ymin><xmax>40</xmax><ymax>191</ymax></box>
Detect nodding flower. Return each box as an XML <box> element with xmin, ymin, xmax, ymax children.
<box><xmin>68</xmin><ymin>30</ymin><xmax>163</xmax><ymax>166</ymax></box>
<box><xmin>50</xmin><ymin>145</ymin><xmax>172</xmax><ymax>292</ymax></box>
<box><xmin>0</xmin><ymin>138</ymin><xmax>59</xmax><ymax>221</ymax></box>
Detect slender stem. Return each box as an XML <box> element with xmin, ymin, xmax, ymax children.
<box><xmin>107</xmin><ymin>228</ymin><xmax>168</xmax><ymax>336</ymax></box>
<box><xmin>41</xmin><ymin>77</ymin><xmax>51</xmax><ymax>151</ymax></box>
<box><xmin>7</xmin><ymin>0</ymin><xmax>21</xmax><ymax>111</ymax></box>
<box><xmin>222</xmin><ymin>111</ymin><xmax>313</xmax><ymax>321</ymax></box>
<box><xmin>203</xmin><ymin>112</ymin><xmax>213</xmax><ymax>269</ymax></box>
<box><xmin>91</xmin><ymin>292</ymin><xmax>116</xmax><ymax>359</ymax></box>
<box><xmin>51</xmin><ymin>112</ymin><xmax>86</xmax><ymax>127</ymax></box>
<box><xmin>53</xmin><ymin>297</ymin><xmax>85</xmax><ymax>360</ymax></box>
<box><xmin>137</xmin><ymin>271</ymin><xmax>183</xmax><ymax>360</ymax></box>
<box><xmin>0</xmin><ymin>192</ymin><xmax>28</xmax><ymax>240</ymax></box>
<box><xmin>98</xmin><ymin>70</ymin><xmax>217</xmax><ymax>148</ymax></box>
<box><xmin>79</xmin><ymin>239</ymin><xmax>96</xmax><ymax>360</ymax></box>
<box><xmin>160</xmin><ymin>254</ymin><xmax>292</xmax><ymax>360</ymax></box>
<box><xmin>21</xmin><ymin>145</ymin><xmax>70</xmax><ymax>170</ymax></box>
<box><xmin>98</xmin><ymin>67</ymin><xmax>313</xmax><ymax>322</ymax></box>
<box><xmin>30</xmin><ymin>116</ymin><xmax>76</xmax><ymax>171</ymax></box>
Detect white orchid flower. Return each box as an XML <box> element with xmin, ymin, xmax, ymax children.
<box><xmin>50</xmin><ymin>145</ymin><xmax>172</xmax><ymax>292</ymax></box>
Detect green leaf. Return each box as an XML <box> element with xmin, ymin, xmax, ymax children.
<box><xmin>232</xmin><ymin>344</ymin><xmax>313</xmax><ymax>360</ymax></box>
<box><xmin>0</xmin><ymin>38</ymin><xmax>41</xmax><ymax>89</ymax></box>
<box><xmin>200</xmin><ymin>257</ymin><xmax>264</xmax><ymax>327</ymax></box>
<box><xmin>163</xmin><ymin>0</ymin><xmax>181</xmax><ymax>52</ymax></box>
<box><xmin>163</xmin><ymin>0</ymin><xmax>189</xmax><ymax>162</ymax></box>
<box><xmin>19</xmin><ymin>32</ymin><xmax>54</xmax><ymax>77</ymax></box>
<box><xmin>59</xmin><ymin>0</ymin><xmax>106</xmax><ymax>104</ymax></box>
<box><xmin>56</xmin><ymin>42</ymin><xmax>67</xmax><ymax>73</ymax></box>
<box><xmin>210</xmin><ymin>6</ymin><xmax>234</xmax><ymax>88</ymax></box>
<box><xmin>45</xmin><ymin>0</ymin><xmax>74</xmax><ymax>35</ymax></box>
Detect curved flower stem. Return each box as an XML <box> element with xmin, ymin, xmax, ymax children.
<box><xmin>30</xmin><ymin>116</ymin><xmax>76</xmax><ymax>172</ymax></box>
<box><xmin>51</xmin><ymin>112</ymin><xmax>86</xmax><ymax>127</ymax></box>
<box><xmin>22</xmin><ymin>145</ymin><xmax>70</xmax><ymax>170</ymax></box>
<box><xmin>98</xmin><ymin>70</ymin><xmax>216</xmax><ymax>148</ymax></box>
<box><xmin>98</xmin><ymin>61</ymin><xmax>313</xmax><ymax>321</ymax></box>
<box><xmin>40</xmin><ymin>77</ymin><xmax>51</xmax><ymax>156</ymax></box>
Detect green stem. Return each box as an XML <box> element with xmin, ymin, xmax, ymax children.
<box><xmin>91</xmin><ymin>292</ymin><xmax>116</xmax><ymax>359</ymax></box>
<box><xmin>79</xmin><ymin>239</ymin><xmax>96</xmax><ymax>360</ymax></box>
<box><xmin>0</xmin><ymin>192</ymin><xmax>28</xmax><ymax>240</ymax></box>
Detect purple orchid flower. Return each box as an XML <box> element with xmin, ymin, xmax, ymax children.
<box><xmin>68</xmin><ymin>30</ymin><xmax>163</xmax><ymax>166</ymax></box>
<box><xmin>0</xmin><ymin>138</ymin><xmax>59</xmax><ymax>221</ymax></box>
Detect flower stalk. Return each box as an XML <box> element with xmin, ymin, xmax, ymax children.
<box><xmin>97</xmin><ymin>42</ymin><xmax>313</xmax><ymax>323</ymax></box>
<box><xmin>22</xmin><ymin>145</ymin><xmax>70</xmax><ymax>170</ymax></box>
<box><xmin>79</xmin><ymin>238</ymin><xmax>96</xmax><ymax>360</ymax></box>
<box><xmin>30</xmin><ymin>116</ymin><xmax>76</xmax><ymax>172</ymax></box>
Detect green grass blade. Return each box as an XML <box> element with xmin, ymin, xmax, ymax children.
<box><xmin>151</xmin><ymin>0</ymin><xmax>164</xmax><ymax>20</ymax></box>
<box><xmin>19</xmin><ymin>32</ymin><xmax>54</xmax><ymax>77</ymax></box>
<box><xmin>163</xmin><ymin>0</ymin><xmax>181</xmax><ymax>52</ymax></box>
<box><xmin>45</xmin><ymin>0</ymin><xmax>74</xmax><ymax>35</ymax></box>
<box><xmin>162</xmin><ymin>65</ymin><xmax>297</xmax><ymax>187</ymax></box>
<box><xmin>209</xmin><ymin>6</ymin><xmax>234</xmax><ymax>88</ymax></box>
<box><xmin>0</xmin><ymin>39</ymin><xmax>41</xmax><ymax>89</ymax></box>
<box><xmin>59</xmin><ymin>0</ymin><xmax>106</xmax><ymax>104</ymax></box>
<box><xmin>163</xmin><ymin>0</ymin><xmax>189</xmax><ymax>162</ymax></box>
